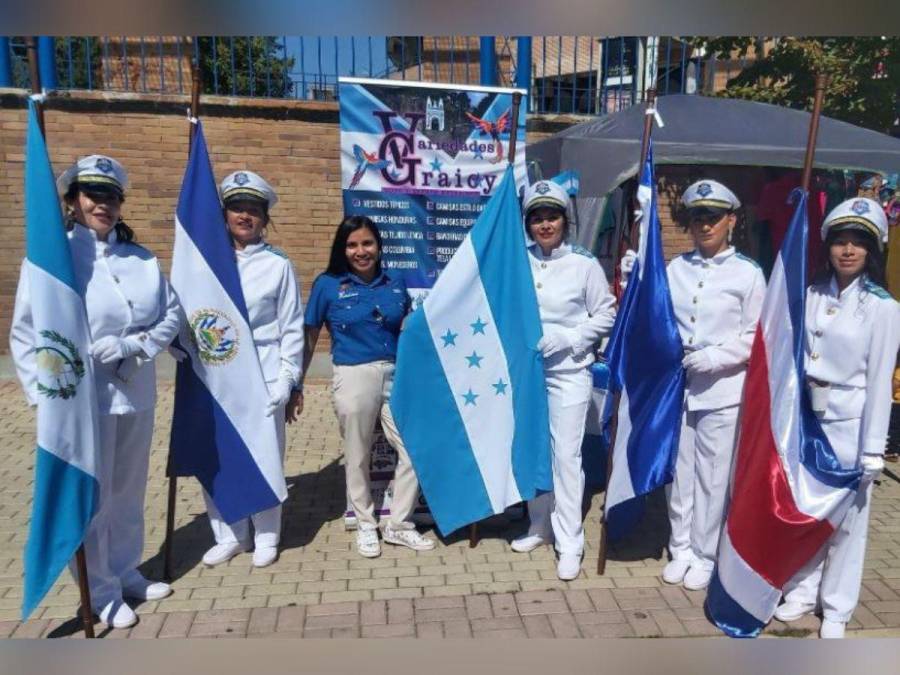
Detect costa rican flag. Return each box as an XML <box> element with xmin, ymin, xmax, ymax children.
<box><xmin>168</xmin><ymin>121</ymin><xmax>286</xmax><ymax>523</ymax></box>
<box><xmin>705</xmin><ymin>189</ymin><xmax>863</xmax><ymax>638</ymax></box>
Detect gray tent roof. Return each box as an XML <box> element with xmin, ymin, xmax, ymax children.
<box><xmin>528</xmin><ymin>95</ymin><xmax>900</xmax><ymax>248</ymax></box>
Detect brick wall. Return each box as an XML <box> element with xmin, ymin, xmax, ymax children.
<box><xmin>0</xmin><ymin>89</ymin><xmax>773</xmax><ymax>354</ymax></box>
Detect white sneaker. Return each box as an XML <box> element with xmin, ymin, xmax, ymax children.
<box><xmin>774</xmin><ymin>601</ymin><xmax>816</xmax><ymax>623</ymax></box>
<box><xmin>662</xmin><ymin>559</ymin><xmax>691</xmax><ymax>585</ymax></box>
<box><xmin>510</xmin><ymin>533</ymin><xmax>550</xmax><ymax>553</ymax></box>
<box><xmin>122</xmin><ymin>574</ymin><xmax>173</xmax><ymax>601</ymax></box>
<box><xmin>683</xmin><ymin>566</ymin><xmax>713</xmax><ymax>591</ymax></box>
<box><xmin>356</xmin><ymin>526</ymin><xmax>382</xmax><ymax>558</ymax></box>
<box><xmin>820</xmin><ymin>619</ymin><xmax>846</xmax><ymax>639</ymax></box>
<box><xmin>557</xmin><ymin>553</ymin><xmax>582</xmax><ymax>581</ymax></box>
<box><xmin>202</xmin><ymin>542</ymin><xmax>248</xmax><ymax>566</ymax></box>
<box><xmin>383</xmin><ymin>524</ymin><xmax>436</xmax><ymax>551</ymax></box>
<box><xmin>96</xmin><ymin>599</ymin><xmax>137</xmax><ymax>629</ymax></box>
<box><xmin>252</xmin><ymin>545</ymin><xmax>278</xmax><ymax>568</ymax></box>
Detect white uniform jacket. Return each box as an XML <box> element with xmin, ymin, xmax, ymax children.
<box><xmin>10</xmin><ymin>223</ymin><xmax>181</xmax><ymax>414</ymax></box>
<box><xmin>236</xmin><ymin>242</ymin><xmax>304</xmax><ymax>385</ymax></box>
<box><xmin>528</xmin><ymin>242</ymin><xmax>616</xmax><ymax>374</ymax></box>
<box><xmin>805</xmin><ymin>275</ymin><xmax>900</xmax><ymax>456</ymax></box>
<box><xmin>667</xmin><ymin>247</ymin><xmax>766</xmax><ymax>412</ymax></box>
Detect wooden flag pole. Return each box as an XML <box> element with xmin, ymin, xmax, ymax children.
<box><xmin>163</xmin><ymin>63</ymin><xmax>202</xmax><ymax>582</ymax></box>
<box><xmin>26</xmin><ymin>36</ymin><xmax>96</xmax><ymax>639</ymax></box>
<box><xmin>801</xmin><ymin>74</ymin><xmax>828</xmax><ymax>192</ymax></box>
<box><xmin>466</xmin><ymin>90</ymin><xmax>523</xmax><ymax>549</ymax></box>
<box><xmin>597</xmin><ymin>89</ymin><xmax>657</xmax><ymax>576</ymax></box>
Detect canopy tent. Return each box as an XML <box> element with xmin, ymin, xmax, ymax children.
<box><xmin>528</xmin><ymin>94</ymin><xmax>900</xmax><ymax>249</ymax></box>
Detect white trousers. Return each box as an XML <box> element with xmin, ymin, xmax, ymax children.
<box><xmin>781</xmin><ymin>417</ymin><xmax>872</xmax><ymax>623</ymax></box>
<box><xmin>69</xmin><ymin>410</ymin><xmax>155</xmax><ymax>609</ymax></box>
<box><xmin>526</xmin><ymin>368</ymin><xmax>592</xmax><ymax>556</ymax></box>
<box><xmin>333</xmin><ymin>361</ymin><xmax>420</xmax><ymax>531</ymax></box>
<box><xmin>666</xmin><ymin>404</ymin><xmax>740</xmax><ymax>571</ymax></box>
<box><xmin>204</xmin><ymin>406</ymin><xmax>285</xmax><ymax>548</ymax></box>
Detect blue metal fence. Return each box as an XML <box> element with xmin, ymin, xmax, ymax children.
<box><xmin>4</xmin><ymin>36</ymin><xmax>734</xmax><ymax>116</ymax></box>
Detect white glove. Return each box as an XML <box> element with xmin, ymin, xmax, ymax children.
<box><xmin>537</xmin><ymin>330</ymin><xmax>578</xmax><ymax>358</ymax></box>
<box><xmin>168</xmin><ymin>345</ymin><xmax>188</xmax><ymax>363</ymax></box>
<box><xmin>90</xmin><ymin>335</ymin><xmax>144</xmax><ymax>364</ymax></box>
<box><xmin>265</xmin><ymin>373</ymin><xmax>294</xmax><ymax>417</ymax></box>
<box><xmin>620</xmin><ymin>249</ymin><xmax>638</xmax><ymax>287</ymax></box>
<box><xmin>682</xmin><ymin>349</ymin><xmax>719</xmax><ymax>376</ymax></box>
<box><xmin>860</xmin><ymin>453</ymin><xmax>884</xmax><ymax>482</ymax></box>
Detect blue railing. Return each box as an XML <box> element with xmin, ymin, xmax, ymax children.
<box><xmin>3</xmin><ymin>36</ymin><xmax>745</xmax><ymax>116</ymax></box>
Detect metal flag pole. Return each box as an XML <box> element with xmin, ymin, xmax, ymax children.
<box><xmin>596</xmin><ymin>88</ymin><xmax>657</xmax><ymax>576</ymax></box>
<box><xmin>163</xmin><ymin>63</ymin><xmax>202</xmax><ymax>582</ymax></box>
<box><xmin>467</xmin><ymin>90</ymin><xmax>523</xmax><ymax>549</ymax></box>
<box><xmin>26</xmin><ymin>36</ymin><xmax>96</xmax><ymax>639</ymax></box>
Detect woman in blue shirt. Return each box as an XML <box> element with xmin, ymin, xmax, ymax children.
<box><xmin>296</xmin><ymin>215</ymin><xmax>435</xmax><ymax>558</ymax></box>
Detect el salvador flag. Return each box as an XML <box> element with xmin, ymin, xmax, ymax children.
<box><xmin>168</xmin><ymin>121</ymin><xmax>286</xmax><ymax>523</ymax></box>
<box><xmin>603</xmin><ymin>143</ymin><xmax>685</xmax><ymax>542</ymax></box>
<box><xmin>390</xmin><ymin>166</ymin><xmax>552</xmax><ymax>535</ymax></box>
<box><xmin>706</xmin><ymin>190</ymin><xmax>862</xmax><ymax>638</ymax></box>
<box><xmin>20</xmin><ymin>100</ymin><xmax>101</xmax><ymax>619</ymax></box>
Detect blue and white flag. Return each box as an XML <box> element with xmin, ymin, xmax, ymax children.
<box><xmin>21</xmin><ymin>101</ymin><xmax>101</xmax><ymax>619</ymax></box>
<box><xmin>169</xmin><ymin>121</ymin><xmax>286</xmax><ymax>523</ymax></box>
<box><xmin>604</xmin><ymin>143</ymin><xmax>685</xmax><ymax>541</ymax></box>
<box><xmin>551</xmin><ymin>170</ymin><xmax>580</xmax><ymax>197</ymax></box>
<box><xmin>390</xmin><ymin>166</ymin><xmax>551</xmax><ymax>535</ymax></box>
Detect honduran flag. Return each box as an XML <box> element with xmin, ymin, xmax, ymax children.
<box><xmin>390</xmin><ymin>166</ymin><xmax>552</xmax><ymax>535</ymax></box>
<box><xmin>18</xmin><ymin>101</ymin><xmax>101</xmax><ymax>619</ymax></box>
<box><xmin>706</xmin><ymin>189</ymin><xmax>863</xmax><ymax>638</ymax></box>
<box><xmin>603</xmin><ymin>143</ymin><xmax>685</xmax><ymax>542</ymax></box>
<box><xmin>168</xmin><ymin>121</ymin><xmax>286</xmax><ymax>523</ymax></box>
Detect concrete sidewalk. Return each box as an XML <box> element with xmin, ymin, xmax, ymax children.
<box><xmin>1</xmin><ymin>380</ymin><xmax>899</xmax><ymax>638</ymax></box>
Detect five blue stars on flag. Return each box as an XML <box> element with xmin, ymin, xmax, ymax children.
<box><xmin>439</xmin><ymin>315</ymin><xmax>508</xmax><ymax>406</ymax></box>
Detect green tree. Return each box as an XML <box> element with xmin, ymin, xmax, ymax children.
<box><xmin>690</xmin><ymin>37</ymin><xmax>899</xmax><ymax>133</ymax></box>
<box><xmin>196</xmin><ymin>37</ymin><xmax>295</xmax><ymax>97</ymax></box>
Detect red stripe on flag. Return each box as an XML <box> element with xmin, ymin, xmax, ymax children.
<box><xmin>726</xmin><ymin>327</ymin><xmax>834</xmax><ymax>589</ymax></box>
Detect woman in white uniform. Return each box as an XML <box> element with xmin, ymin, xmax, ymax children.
<box><xmin>10</xmin><ymin>155</ymin><xmax>181</xmax><ymax>629</ymax></box>
<box><xmin>774</xmin><ymin>197</ymin><xmax>899</xmax><ymax>639</ymax></box>
<box><xmin>625</xmin><ymin>180</ymin><xmax>765</xmax><ymax>591</ymax></box>
<box><xmin>199</xmin><ymin>171</ymin><xmax>305</xmax><ymax>569</ymax></box>
<box><xmin>510</xmin><ymin>180</ymin><xmax>616</xmax><ymax>580</ymax></box>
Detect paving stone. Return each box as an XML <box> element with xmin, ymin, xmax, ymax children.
<box><xmin>362</xmin><ymin>623</ymin><xmax>415</xmax><ymax>638</ymax></box>
<box><xmin>388</xmin><ymin>598</ymin><xmax>414</xmax><ymax>624</ymax></box>
<box><xmin>548</xmin><ymin>612</ymin><xmax>581</xmax><ymax>637</ymax></box>
<box><xmin>158</xmin><ymin>612</ymin><xmax>195</xmax><ymax>638</ymax></box>
<box><xmin>443</xmin><ymin>619</ymin><xmax>473</xmax><ymax>638</ymax></box>
<box><xmin>276</xmin><ymin>606</ymin><xmax>306</xmax><ymax>632</ymax></box>
<box><xmin>247</xmin><ymin>607</ymin><xmax>279</xmax><ymax>634</ymax></box>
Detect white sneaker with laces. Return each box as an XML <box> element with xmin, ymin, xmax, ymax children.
<box><xmin>383</xmin><ymin>525</ymin><xmax>436</xmax><ymax>551</ymax></box>
<box><xmin>683</xmin><ymin>566</ymin><xmax>713</xmax><ymax>591</ymax></box>
<box><xmin>774</xmin><ymin>601</ymin><xmax>816</xmax><ymax>623</ymax></box>
<box><xmin>662</xmin><ymin>559</ymin><xmax>691</xmax><ymax>585</ymax></box>
<box><xmin>253</xmin><ymin>545</ymin><xmax>278</xmax><ymax>568</ymax></box>
<box><xmin>122</xmin><ymin>574</ymin><xmax>172</xmax><ymax>601</ymax></box>
<box><xmin>97</xmin><ymin>599</ymin><xmax>137</xmax><ymax>629</ymax></box>
<box><xmin>202</xmin><ymin>542</ymin><xmax>249</xmax><ymax>566</ymax></box>
<box><xmin>356</xmin><ymin>526</ymin><xmax>382</xmax><ymax>558</ymax></box>
<box><xmin>819</xmin><ymin>619</ymin><xmax>846</xmax><ymax>639</ymax></box>
<box><xmin>557</xmin><ymin>553</ymin><xmax>581</xmax><ymax>581</ymax></box>
<box><xmin>510</xmin><ymin>533</ymin><xmax>550</xmax><ymax>553</ymax></box>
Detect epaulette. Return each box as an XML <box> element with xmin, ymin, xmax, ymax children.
<box><xmin>735</xmin><ymin>252</ymin><xmax>762</xmax><ymax>270</ymax></box>
<box><xmin>264</xmin><ymin>243</ymin><xmax>289</xmax><ymax>260</ymax></box>
<box><xmin>863</xmin><ymin>280</ymin><xmax>892</xmax><ymax>300</ymax></box>
<box><xmin>570</xmin><ymin>244</ymin><xmax>596</xmax><ymax>259</ymax></box>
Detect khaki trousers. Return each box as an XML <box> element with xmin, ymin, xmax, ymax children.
<box><xmin>333</xmin><ymin>360</ymin><xmax>419</xmax><ymax>530</ymax></box>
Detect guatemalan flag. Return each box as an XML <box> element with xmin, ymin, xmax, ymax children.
<box><xmin>390</xmin><ymin>166</ymin><xmax>551</xmax><ymax>535</ymax></box>
<box><xmin>168</xmin><ymin>121</ymin><xmax>286</xmax><ymax>523</ymax></box>
<box><xmin>19</xmin><ymin>101</ymin><xmax>101</xmax><ymax>619</ymax></box>
<box><xmin>603</xmin><ymin>143</ymin><xmax>685</xmax><ymax>542</ymax></box>
<box><xmin>706</xmin><ymin>190</ymin><xmax>862</xmax><ymax>638</ymax></box>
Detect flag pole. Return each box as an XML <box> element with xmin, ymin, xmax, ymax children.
<box><xmin>163</xmin><ymin>63</ymin><xmax>202</xmax><ymax>582</ymax></box>
<box><xmin>801</xmin><ymin>74</ymin><xmax>828</xmax><ymax>192</ymax></box>
<box><xmin>26</xmin><ymin>36</ymin><xmax>96</xmax><ymax>639</ymax></box>
<box><xmin>596</xmin><ymin>88</ymin><xmax>657</xmax><ymax>576</ymax></box>
<box><xmin>466</xmin><ymin>90</ymin><xmax>523</xmax><ymax>549</ymax></box>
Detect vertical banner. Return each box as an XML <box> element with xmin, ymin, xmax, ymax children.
<box><xmin>338</xmin><ymin>77</ymin><xmax>528</xmax><ymax>527</ymax></box>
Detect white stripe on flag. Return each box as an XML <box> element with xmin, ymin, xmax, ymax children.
<box><xmin>605</xmin><ymin>387</ymin><xmax>636</xmax><ymax>510</ymax></box>
<box><xmin>717</xmin><ymin>528</ymin><xmax>781</xmax><ymax>623</ymax></box>
<box><xmin>424</xmin><ymin>237</ymin><xmax>521</xmax><ymax>512</ymax></box>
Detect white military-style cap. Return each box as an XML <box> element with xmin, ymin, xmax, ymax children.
<box><xmin>56</xmin><ymin>154</ymin><xmax>129</xmax><ymax>196</ymax></box>
<box><xmin>681</xmin><ymin>179</ymin><xmax>741</xmax><ymax>212</ymax></box>
<box><xmin>522</xmin><ymin>180</ymin><xmax>569</xmax><ymax>216</ymax></box>
<box><xmin>219</xmin><ymin>170</ymin><xmax>278</xmax><ymax>209</ymax></box>
<box><xmin>821</xmin><ymin>197</ymin><xmax>888</xmax><ymax>248</ymax></box>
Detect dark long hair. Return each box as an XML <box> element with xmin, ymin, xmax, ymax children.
<box><xmin>325</xmin><ymin>215</ymin><xmax>383</xmax><ymax>277</ymax></box>
<box><xmin>64</xmin><ymin>183</ymin><xmax>136</xmax><ymax>243</ymax></box>
<box><xmin>816</xmin><ymin>227</ymin><xmax>886</xmax><ymax>287</ymax></box>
